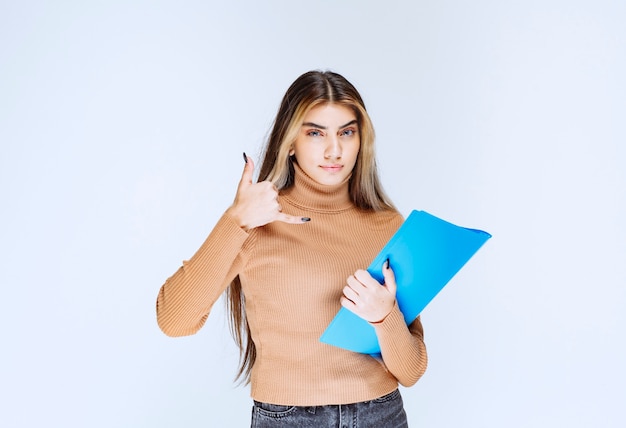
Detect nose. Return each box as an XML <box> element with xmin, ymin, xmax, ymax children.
<box><xmin>324</xmin><ymin>135</ymin><xmax>342</xmax><ymax>159</ymax></box>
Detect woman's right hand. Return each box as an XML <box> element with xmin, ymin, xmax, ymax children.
<box><xmin>226</xmin><ymin>154</ymin><xmax>310</xmax><ymax>231</ymax></box>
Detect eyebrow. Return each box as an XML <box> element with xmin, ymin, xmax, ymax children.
<box><xmin>301</xmin><ymin>119</ymin><xmax>358</xmax><ymax>130</ymax></box>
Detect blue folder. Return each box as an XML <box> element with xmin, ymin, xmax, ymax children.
<box><xmin>319</xmin><ymin>210</ymin><xmax>491</xmax><ymax>355</ymax></box>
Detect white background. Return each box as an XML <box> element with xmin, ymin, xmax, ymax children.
<box><xmin>1</xmin><ymin>1</ymin><xmax>624</xmax><ymax>427</ymax></box>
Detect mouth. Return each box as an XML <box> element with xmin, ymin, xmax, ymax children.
<box><xmin>320</xmin><ymin>165</ymin><xmax>344</xmax><ymax>173</ymax></box>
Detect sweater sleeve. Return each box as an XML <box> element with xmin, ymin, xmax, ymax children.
<box><xmin>372</xmin><ymin>303</ymin><xmax>428</xmax><ymax>386</ymax></box>
<box><xmin>156</xmin><ymin>212</ymin><xmax>250</xmax><ymax>337</ymax></box>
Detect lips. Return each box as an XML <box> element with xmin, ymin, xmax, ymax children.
<box><xmin>320</xmin><ymin>165</ymin><xmax>343</xmax><ymax>173</ymax></box>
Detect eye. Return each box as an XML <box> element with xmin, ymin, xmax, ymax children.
<box><xmin>340</xmin><ymin>128</ymin><xmax>357</xmax><ymax>137</ymax></box>
<box><xmin>307</xmin><ymin>130</ymin><xmax>322</xmax><ymax>137</ymax></box>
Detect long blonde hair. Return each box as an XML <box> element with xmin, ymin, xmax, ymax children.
<box><xmin>227</xmin><ymin>70</ymin><xmax>396</xmax><ymax>383</ymax></box>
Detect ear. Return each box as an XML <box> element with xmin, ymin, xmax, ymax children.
<box><xmin>289</xmin><ymin>147</ymin><xmax>295</xmax><ymax>156</ymax></box>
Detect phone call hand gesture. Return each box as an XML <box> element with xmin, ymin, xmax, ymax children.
<box><xmin>226</xmin><ymin>153</ymin><xmax>310</xmax><ymax>231</ymax></box>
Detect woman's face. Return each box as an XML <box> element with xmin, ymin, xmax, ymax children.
<box><xmin>290</xmin><ymin>103</ymin><xmax>360</xmax><ymax>186</ymax></box>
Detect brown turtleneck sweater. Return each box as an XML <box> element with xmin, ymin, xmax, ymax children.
<box><xmin>156</xmin><ymin>165</ymin><xmax>427</xmax><ymax>406</ymax></box>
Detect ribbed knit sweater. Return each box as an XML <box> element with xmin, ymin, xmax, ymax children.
<box><xmin>156</xmin><ymin>164</ymin><xmax>427</xmax><ymax>406</ymax></box>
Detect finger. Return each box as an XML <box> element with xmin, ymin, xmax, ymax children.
<box><xmin>274</xmin><ymin>212</ymin><xmax>311</xmax><ymax>225</ymax></box>
<box><xmin>343</xmin><ymin>284</ymin><xmax>359</xmax><ymax>301</ymax></box>
<box><xmin>347</xmin><ymin>274</ymin><xmax>367</xmax><ymax>291</ymax></box>
<box><xmin>353</xmin><ymin>269</ymin><xmax>378</xmax><ymax>289</ymax></box>
<box><xmin>340</xmin><ymin>296</ymin><xmax>357</xmax><ymax>312</ymax></box>
<box><xmin>238</xmin><ymin>152</ymin><xmax>255</xmax><ymax>189</ymax></box>
<box><xmin>382</xmin><ymin>259</ymin><xmax>397</xmax><ymax>295</ymax></box>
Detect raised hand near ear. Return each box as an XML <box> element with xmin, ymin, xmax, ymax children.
<box><xmin>226</xmin><ymin>153</ymin><xmax>310</xmax><ymax>231</ymax></box>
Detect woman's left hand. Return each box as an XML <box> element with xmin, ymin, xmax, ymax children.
<box><xmin>341</xmin><ymin>261</ymin><xmax>397</xmax><ymax>323</ymax></box>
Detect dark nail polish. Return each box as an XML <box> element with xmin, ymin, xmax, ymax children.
<box><xmin>301</xmin><ymin>217</ymin><xmax>311</xmax><ymax>222</ymax></box>
<box><xmin>385</xmin><ymin>258</ymin><xmax>390</xmax><ymax>269</ymax></box>
<box><xmin>243</xmin><ymin>152</ymin><xmax>248</xmax><ymax>163</ymax></box>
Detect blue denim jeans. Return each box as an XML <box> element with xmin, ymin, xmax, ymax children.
<box><xmin>251</xmin><ymin>389</ymin><xmax>408</xmax><ymax>427</ymax></box>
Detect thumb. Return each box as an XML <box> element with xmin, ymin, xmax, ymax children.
<box><xmin>382</xmin><ymin>259</ymin><xmax>397</xmax><ymax>295</ymax></box>
<box><xmin>238</xmin><ymin>152</ymin><xmax>255</xmax><ymax>189</ymax></box>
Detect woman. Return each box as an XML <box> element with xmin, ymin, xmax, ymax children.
<box><xmin>156</xmin><ymin>70</ymin><xmax>427</xmax><ymax>427</ymax></box>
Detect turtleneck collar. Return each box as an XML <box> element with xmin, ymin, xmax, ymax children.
<box><xmin>281</xmin><ymin>163</ymin><xmax>354</xmax><ymax>212</ymax></box>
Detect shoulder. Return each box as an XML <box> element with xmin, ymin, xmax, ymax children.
<box><xmin>357</xmin><ymin>208</ymin><xmax>404</xmax><ymax>232</ymax></box>
<box><xmin>372</xmin><ymin>207</ymin><xmax>403</xmax><ymax>221</ymax></box>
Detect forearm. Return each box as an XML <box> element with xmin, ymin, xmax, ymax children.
<box><xmin>372</xmin><ymin>304</ymin><xmax>428</xmax><ymax>386</ymax></box>
<box><xmin>156</xmin><ymin>213</ymin><xmax>249</xmax><ymax>337</ymax></box>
